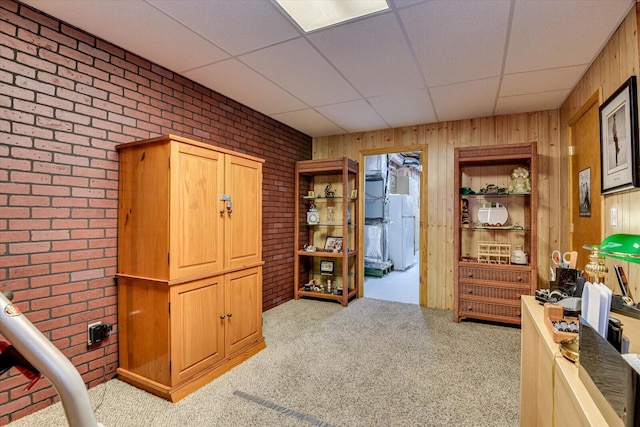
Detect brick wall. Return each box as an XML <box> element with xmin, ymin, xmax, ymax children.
<box><xmin>0</xmin><ymin>0</ymin><xmax>311</xmax><ymax>423</ymax></box>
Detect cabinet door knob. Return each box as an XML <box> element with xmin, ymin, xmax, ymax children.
<box><xmin>219</xmin><ymin>315</ymin><xmax>226</xmax><ymax>320</ymax></box>
<box><xmin>220</xmin><ymin>210</ymin><xmax>225</xmax><ymax>214</ymax></box>
<box><xmin>227</xmin><ymin>313</ymin><xmax>232</xmax><ymax>318</ymax></box>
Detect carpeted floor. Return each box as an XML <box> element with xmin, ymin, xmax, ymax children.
<box><xmin>8</xmin><ymin>297</ymin><xmax>521</xmax><ymax>426</ymax></box>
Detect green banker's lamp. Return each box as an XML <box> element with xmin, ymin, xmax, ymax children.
<box><xmin>585</xmin><ymin>234</ymin><xmax>640</xmax><ymax>318</ymax></box>
<box><xmin>599</xmin><ymin>233</ymin><xmax>640</xmax><ymax>264</ymax></box>
<box><xmin>561</xmin><ymin>234</ymin><xmax>640</xmax><ymax>362</ymax></box>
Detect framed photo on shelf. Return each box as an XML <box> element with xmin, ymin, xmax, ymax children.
<box><xmin>324</xmin><ymin>236</ymin><xmax>343</xmax><ymax>252</ymax></box>
<box><xmin>599</xmin><ymin>76</ymin><xmax>640</xmax><ymax>194</ymax></box>
<box><xmin>319</xmin><ymin>260</ymin><xmax>334</xmax><ymax>274</ymax></box>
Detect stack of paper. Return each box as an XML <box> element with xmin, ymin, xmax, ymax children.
<box><xmin>581</xmin><ymin>281</ymin><xmax>613</xmax><ymax>338</ymax></box>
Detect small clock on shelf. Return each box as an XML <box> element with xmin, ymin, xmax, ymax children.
<box><xmin>307</xmin><ymin>211</ymin><xmax>319</xmax><ymax>224</ymax></box>
<box><xmin>307</xmin><ymin>201</ymin><xmax>319</xmax><ymax>224</ymax></box>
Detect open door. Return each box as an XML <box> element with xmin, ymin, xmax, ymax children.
<box><xmin>568</xmin><ymin>91</ymin><xmax>603</xmax><ymax>265</ymax></box>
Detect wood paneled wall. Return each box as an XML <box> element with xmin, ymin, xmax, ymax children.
<box><xmin>559</xmin><ymin>4</ymin><xmax>640</xmax><ymax>296</ymax></box>
<box><xmin>313</xmin><ymin>113</ymin><xmax>560</xmax><ymax>310</ymax></box>
<box><xmin>313</xmin><ymin>3</ymin><xmax>640</xmax><ymax>312</ymax></box>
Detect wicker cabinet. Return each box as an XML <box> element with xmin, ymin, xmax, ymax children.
<box><xmin>294</xmin><ymin>158</ymin><xmax>359</xmax><ymax>307</ymax></box>
<box><xmin>116</xmin><ymin>135</ymin><xmax>265</xmax><ymax>402</ymax></box>
<box><xmin>453</xmin><ymin>142</ymin><xmax>538</xmax><ymax>324</ymax></box>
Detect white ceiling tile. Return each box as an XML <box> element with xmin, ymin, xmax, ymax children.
<box><xmin>495</xmin><ymin>90</ymin><xmax>570</xmax><ymax>116</ymax></box>
<box><xmin>271</xmin><ymin>109</ymin><xmax>346</xmax><ymax>137</ymax></box>
<box><xmin>19</xmin><ymin>0</ymin><xmax>636</xmax><ymax>137</ymax></box>
<box><xmin>308</xmin><ymin>12</ymin><xmax>424</xmax><ymax>97</ymax></box>
<box><xmin>500</xmin><ymin>66</ymin><xmax>587</xmax><ymax>97</ymax></box>
<box><xmin>315</xmin><ymin>100</ymin><xmax>388</xmax><ymax>133</ymax></box>
<box><xmin>240</xmin><ymin>38</ymin><xmax>361</xmax><ymax>107</ymax></box>
<box><xmin>400</xmin><ymin>0</ymin><xmax>511</xmax><ymax>87</ymax></box>
<box><xmin>506</xmin><ymin>0</ymin><xmax>634</xmax><ymax>73</ymax></box>
<box><xmin>183</xmin><ymin>59</ymin><xmax>307</xmax><ymax>116</ymax></box>
<box><xmin>368</xmin><ymin>89</ymin><xmax>437</xmax><ymax>128</ymax></box>
<box><xmin>147</xmin><ymin>0</ymin><xmax>301</xmax><ymax>56</ymax></box>
<box><xmin>431</xmin><ymin>78</ymin><xmax>500</xmax><ymax>122</ymax></box>
<box><xmin>23</xmin><ymin>0</ymin><xmax>229</xmax><ymax>73</ymax></box>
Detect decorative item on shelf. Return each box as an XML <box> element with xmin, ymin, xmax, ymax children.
<box><xmin>480</xmin><ymin>184</ymin><xmax>507</xmax><ymax>194</ymax></box>
<box><xmin>477</xmin><ymin>241</ymin><xmax>511</xmax><ymax>264</ymax></box>
<box><xmin>477</xmin><ymin>202</ymin><xmax>508</xmax><ymax>226</ymax></box>
<box><xmin>324</xmin><ymin>236</ymin><xmax>343</xmax><ymax>253</ymax></box>
<box><xmin>326</xmin><ymin>206</ymin><xmax>335</xmax><ymax>224</ymax></box>
<box><xmin>511</xmin><ymin>246</ymin><xmax>528</xmax><ymax>265</ymax></box>
<box><xmin>508</xmin><ymin>166</ymin><xmax>531</xmax><ymax>193</ymax></box>
<box><xmin>350</xmin><ymin>189</ymin><xmax>358</xmax><ymax>199</ymax></box>
<box><xmin>320</xmin><ymin>260</ymin><xmax>334</xmax><ymax>275</ymax></box>
<box><xmin>324</xmin><ymin>183</ymin><xmax>335</xmax><ymax>198</ymax></box>
<box><xmin>461</xmin><ymin>198</ymin><xmax>470</xmax><ymax>228</ymax></box>
<box><xmin>307</xmin><ymin>191</ymin><xmax>315</xmax><ymax>198</ymax></box>
<box><xmin>327</xmin><ymin>279</ymin><xmax>332</xmax><ymax>293</ymax></box>
<box><xmin>460</xmin><ymin>187</ymin><xmax>475</xmax><ymax>195</ymax></box>
<box><xmin>307</xmin><ymin>201</ymin><xmax>319</xmax><ymax>224</ymax></box>
<box><xmin>346</xmin><ymin>207</ymin><xmax>351</xmax><ymax>225</ymax></box>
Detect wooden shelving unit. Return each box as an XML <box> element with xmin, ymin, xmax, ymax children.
<box><xmin>453</xmin><ymin>142</ymin><xmax>538</xmax><ymax>324</ymax></box>
<box><xmin>294</xmin><ymin>157</ymin><xmax>359</xmax><ymax>307</ymax></box>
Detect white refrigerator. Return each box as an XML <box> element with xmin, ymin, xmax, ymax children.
<box><xmin>387</xmin><ymin>194</ymin><xmax>414</xmax><ymax>271</ymax></box>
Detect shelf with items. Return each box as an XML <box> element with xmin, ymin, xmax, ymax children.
<box><xmin>454</xmin><ymin>142</ymin><xmax>538</xmax><ymax>325</ymax></box>
<box><xmin>294</xmin><ymin>157</ymin><xmax>359</xmax><ymax>307</ymax></box>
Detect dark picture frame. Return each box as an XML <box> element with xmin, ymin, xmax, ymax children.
<box><xmin>319</xmin><ymin>260</ymin><xmax>334</xmax><ymax>274</ymax></box>
<box><xmin>324</xmin><ymin>236</ymin><xmax>343</xmax><ymax>252</ymax></box>
<box><xmin>599</xmin><ymin>76</ymin><xmax>640</xmax><ymax>194</ymax></box>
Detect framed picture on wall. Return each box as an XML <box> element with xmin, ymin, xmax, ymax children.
<box><xmin>579</xmin><ymin>167</ymin><xmax>591</xmax><ymax>217</ymax></box>
<box><xmin>599</xmin><ymin>76</ymin><xmax>640</xmax><ymax>194</ymax></box>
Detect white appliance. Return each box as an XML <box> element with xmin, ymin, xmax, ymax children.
<box><xmin>387</xmin><ymin>194</ymin><xmax>414</xmax><ymax>271</ymax></box>
<box><xmin>365</xmin><ymin>177</ymin><xmax>386</xmax><ymax>220</ymax></box>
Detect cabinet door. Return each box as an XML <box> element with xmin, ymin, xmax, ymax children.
<box><xmin>225</xmin><ymin>267</ymin><xmax>262</xmax><ymax>355</ymax></box>
<box><xmin>170</xmin><ymin>277</ymin><xmax>224</xmax><ymax>384</ymax></box>
<box><xmin>171</xmin><ymin>143</ymin><xmax>225</xmax><ymax>279</ymax></box>
<box><xmin>224</xmin><ymin>155</ymin><xmax>262</xmax><ymax>270</ymax></box>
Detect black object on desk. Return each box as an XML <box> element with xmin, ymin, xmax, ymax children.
<box><xmin>579</xmin><ymin>317</ymin><xmax>640</xmax><ymax>427</ymax></box>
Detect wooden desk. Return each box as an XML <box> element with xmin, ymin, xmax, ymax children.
<box><xmin>520</xmin><ymin>296</ymin><xmax>629</xmax><ymax>426</ymax></box>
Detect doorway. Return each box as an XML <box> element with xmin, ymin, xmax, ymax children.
<box><xmin>568</xmin><ymin>90</ymin><xmax>603</xmax><ymax>263</ymax></box>
<box><xmin>360</xmin><ymin>149</ymin><xmax>424</xmax><ymax>305</ymax></box>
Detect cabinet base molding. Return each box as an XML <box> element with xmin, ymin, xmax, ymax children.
<box><xmin>117</xmin><ymin>338</ymin><xmax>265</xmax><ymax>403</ymax></box>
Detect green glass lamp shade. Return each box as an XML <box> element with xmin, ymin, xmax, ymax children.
<box><xmin>599</xmin><ymin>234</ymin><xmax>640</xmax><ymax>264</ymax></box>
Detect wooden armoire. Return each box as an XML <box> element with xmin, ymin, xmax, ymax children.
<box><xmin>116</xmin><ymin>134</ymin><xmax>265</xmax><ymax>402</ymax></box>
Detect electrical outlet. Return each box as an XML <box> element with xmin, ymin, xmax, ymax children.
<box><xmin>87</xmin><ymin>321</ymin><xmax>102</xmax><ymax>346</ymax></box>
<box><xmin>611</xmin><ymin>207</ymin><xmax>618</xmax><ymax>226</ymax></box>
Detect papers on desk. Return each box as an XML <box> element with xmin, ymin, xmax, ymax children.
<box><xmin>581</xmin><ymin>281</ymin><xmax>612</xmax><ymax>339</ymax></box>
<box><xmin>622</xmin><ymin>353</ymin><xmax>640</xmax><ymax>374</ymax></box>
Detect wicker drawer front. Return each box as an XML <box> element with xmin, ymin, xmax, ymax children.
<box><xmin>458</xmin><ymin>300</ymin><xmax>522</xmax><ymax>320</ymax></box>
<box><xmin>458</xmin><ymin>283</ymin><xmax>524</xmax><ymax>301</ymax></box>
<box><xmin>459</xmin><ymin>266</ymin><xmax>530</xmax><ymax>285</ymax></box>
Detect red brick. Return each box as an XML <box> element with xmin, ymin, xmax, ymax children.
<box><xmin>0</xmin><ymin>182</ymin><xmax>30</xmax><ymax>194</ymax></box>
<box><xmin>30</xmin><ymin>294</ymin><xmax>69</xmax><ymax>311</ymax></box>
<box><xmin>51</xmin><ymin>260</ymin><xmax>86</xmax><ymax>273</ymax></box>
<box><xmin>30</xmin><ymin>251</ymin><xmax>69</xmax><ymax>264</ymax></box>
<box><xmin>8</xmin><ymin>195</ymin><xmax>50</xmax><ymax>206</ymax></box>
<box><xmin>9</xmin><ymin>264</ymin><xmax>49</xmax><ymax>279</ymax></box>
<box><xmin>8</xmin><ymin>241</ymin><xmax>49</xmax><ymax>254</ymax></box>
<box><xmin>31</xmin><ymin>207</ymin><xmax>70</xmax><ymax>218</ymax></box>
<box><xmin>30</xmin><ymin>273</ymin><xmax>69</xmax><ymax>288</ymax></box>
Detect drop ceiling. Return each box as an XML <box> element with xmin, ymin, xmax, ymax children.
<box><xmin>22</xmin><ymin>0</ymin><xmax>635</xmax><ymax>138</ymax></box>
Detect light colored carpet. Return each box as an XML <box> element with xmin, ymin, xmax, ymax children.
<box><xmin>8</xmin><ymin>298</ymin><xmax>521</xmax><ymax>426</ymax></box>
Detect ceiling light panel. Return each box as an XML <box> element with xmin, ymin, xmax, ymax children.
<box><xmin>275</xmin><ymin>0</ymin><xmax>389</xmax><ymax>32</ymax></box>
